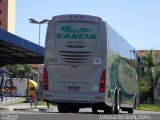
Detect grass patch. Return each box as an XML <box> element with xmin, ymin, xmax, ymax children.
<box><xmin>138</xmin><ymin>104</ymin><xmax>160</xmax><ymax>111</ymax></box>
<box><xmin>6</xmin><ymin>100</ymin><xmax>26</xmax><ymax>106</ymax></box>
<box><xmin>37</xmin><ymin>101</ymin><xmax>50</xmax><ymax>106</ymax></box>
<box><xmin>24</xmin><ymin>100</ymin><xmax>54</xmax><ymax>106</ymax></box>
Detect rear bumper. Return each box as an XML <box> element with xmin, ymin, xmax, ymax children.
<box><xmin>44</xmin><ymin>99</ymin><xmax>106</xmax><ymax>109</ymax></box>
<box><xmin>43</xmin><ymin>91</ymin><xmax>105</xmax><ymax>104</ymax></box>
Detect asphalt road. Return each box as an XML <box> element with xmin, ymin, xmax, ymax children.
<box><xmin>1</xmin><ymin>101</ymin><xmax>160</xmax><ymax>120</ymax></box>
<box><xmin>1</xmin><ymin>106</ymin><xmax>160</xmax><ymax>114</ymax></box>
<box><xmin>0</xmin><ymin>107</ymin><xmax>160</xmax><ymax>120</ymax></box>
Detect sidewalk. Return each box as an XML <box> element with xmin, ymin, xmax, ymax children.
<box><xmin>0</xmin><ymin>100</ymin><xmax>57</xmax><ymax>112</ymax></box>
<box><xmin>1</xmin><ymin>97</ymin><xmax>26</xmax><ymax>106</ymax></box>
<box><xmin>0</xmin><ymin>97</ymin><xmax>26</xmax><ymax>110</ymax></box>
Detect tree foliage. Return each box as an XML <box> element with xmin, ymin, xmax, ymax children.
<box><xmin>4</xmin><ymin>64</ymin><xmax>37</xmax><ymax>79</ymax></box>
<box><xmin>140</xmin><ymin>50</ymin><xmax>160</xmax><ymax>103</ymax></box>
<box><xmin>139</xmin><ymin>77</ymin><xmax>149</xmax><ymax>95</ymax></box>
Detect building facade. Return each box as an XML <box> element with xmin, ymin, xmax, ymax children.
<box><xmin>0</xmin><ymin>0</ymin><xmax>16</xmax><ymax>34</ymax></box>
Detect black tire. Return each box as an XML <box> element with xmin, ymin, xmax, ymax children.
<box><xmin>128</xmin><ymin>108</ymin><xmax>134</xmax><ymax>114</ymax></box>
<box><xmin>104</xmin><ymin>105</ymin><xmax>114</xmax><ymax>114</ymax></box>
<box><xmin>128</xmin><ymin>95</ymin><xmax>136</xmax><ymax>113</ymax></box>
<box><xmin>114</xmin><ymin>91</ymin><xmax>120</xmax><ymax>114</ymax></box>
<box><xmin>92</xmin><ymin>106</ymin><xmax>98</xmax><ymax>114</ymax></box>
<box><xmin>133</xmin><ymin>96</ymin><xmax>137</xmax><ymax>109</ymax></box>
<box><xmin>71</xmin><ymin>107</ymin><xmax>80</xmax><ymax>113</ymax></box>
<box><xmin>114</xmin><ymin>104</ymin><xmax>120</xmax><ymax>114</ymax></box>
<box><xmin>58</xmin><ymin>103</ymin><xmax>71</xmax><ymax>113</ymax></box>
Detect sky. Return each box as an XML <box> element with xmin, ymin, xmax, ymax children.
<box><xmin>16</xmin><ymin>0</ymin><xmax>160</xmax><ymax>50</ymax></box>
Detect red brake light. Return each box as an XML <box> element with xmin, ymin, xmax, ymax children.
<box><xmin>99</xmin><ymin>88</ymin><xmax>105</xmax><ymax>93</ymax></box>
<box><xmin>99</xmin><ymin>70</ymin><xmax>106</xmax><ymax>93</ymax></box>
<box><xmin>43</xmin><ymin>68</ymin><xmax>48</xmax><ymax>90</ymax></box>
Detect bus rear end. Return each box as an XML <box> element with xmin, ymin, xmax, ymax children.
<box><xmin>43</xmin><ymin>14</ymin><xmax>107</xmax><ymax>112</ymax></box>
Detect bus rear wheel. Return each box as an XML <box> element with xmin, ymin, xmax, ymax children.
<box><xmin>128</xmin><ymin>108</ymin><xmax>134</xmax><ymax>113</ymax></box>
<box><xmin>58</xmin><ymin>103</ymin><xmax>71</xmax><ymax>113</ymax></box>
<box><xmin>104</xmin><ymin>105</ymin><xmax>114</xmax><ymax>114</ymax></box>
<box><xmin>114</xmin><ymin>91</ymin><xmax>120</xmax><ymax>114</ymax></box>
<box><xmin>71</xmin><ymin>106</ymin><xmax>80</xmax><ymax>113</ymax></box>
<box><xmin>92</xmin><ymin>106</ymin><xmax>98</xmax><ymax>114</ymax></box>
<box><xmin>128</xmin><ymin>95</ymin><xmax>137</xmax><ymax>113</ymax></box>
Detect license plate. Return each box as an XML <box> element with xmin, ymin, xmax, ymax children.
<box><xmin>68</xmin><ymin>86</ymin><xmax>80</xmax><ymax>91</ymax></box>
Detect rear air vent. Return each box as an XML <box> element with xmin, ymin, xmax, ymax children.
<box><xmin>60</xmin><ymin>51</ymin><xmax>91</xmax><ymax>54</ymax></box>
<box><xmin>60</xmin><ymin>51</ymin><xmax>91</xmax><ymax>63</ymax></box>
<box><xmin>66</xmin><ymin>45</ymin><xmax>85</xmax><ymax>48</ymax></box>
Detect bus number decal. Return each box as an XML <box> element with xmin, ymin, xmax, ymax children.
<box><xmin>47</xmin><ymin>57</ymin><xmax>57</xmax><ymax>63</ymax></box>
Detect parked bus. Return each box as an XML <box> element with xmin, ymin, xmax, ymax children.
<box><xmin>43</xmin><ymin>14</ymin><xmax>139</xmax><ymax>114</ymax></box>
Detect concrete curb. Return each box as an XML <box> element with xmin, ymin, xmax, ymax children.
<box><xmin>0</xmin><ymin>106</ymin><xmax>13</xmax><ymax>110</ymax></box>
<box><xmin>39</xmin><ymin>108</ymin><xmax>57</xmax><ymax>112</ymax></box>
<box><xmin>13</xmin><ymin>107</ymin><xmax>57</xmax><ymax>112</ymax></box>
<box><xmin>13</xmin><ymin>108</ymin><xmax>29</xmax><ymax>110</ymax></box>
<box><xmin>25</xmin><ymin>108</ymin><xmax>39</xmax><ymax>112</ymax></box>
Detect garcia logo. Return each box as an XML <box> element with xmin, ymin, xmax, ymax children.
<box><xmin>56</xmin><ymin>25</ymin><xmax>96</xmax><ymax>39</ymax></box>
<box><xmin>61</xmin><ymin>25</ymin><xmax>91</xmax><ymax>33</ymax></box>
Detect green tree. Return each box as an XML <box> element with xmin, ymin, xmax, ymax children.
<box><xmin>141</xmin><ymin>50</ymin><xmax>160</xmax><ymax>104</ymax></box>
<box><xmin>4</xmin><ymin>64</ymin><xmax>37</xmax><ymax>79</ymax></box>
<box><xmin>139</xmin><ymin>77</ymin><xmax>149</xmax><ymax>96</ymax></box>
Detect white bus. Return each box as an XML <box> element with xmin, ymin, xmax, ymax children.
<box><xmin>43</xmin><ymin>14</ymin><xmax>139</xmax><ymax>114</ymax></box>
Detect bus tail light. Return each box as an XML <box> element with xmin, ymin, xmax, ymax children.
<box><xmin>99</xmin><ymin>69</ymin><xmax>106</xmax><ymax>93</ymax></box>
<box><xmin>43</xmin><ymin>68</ymin><xmax>48</xmax><ymax>90</ymax></box>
